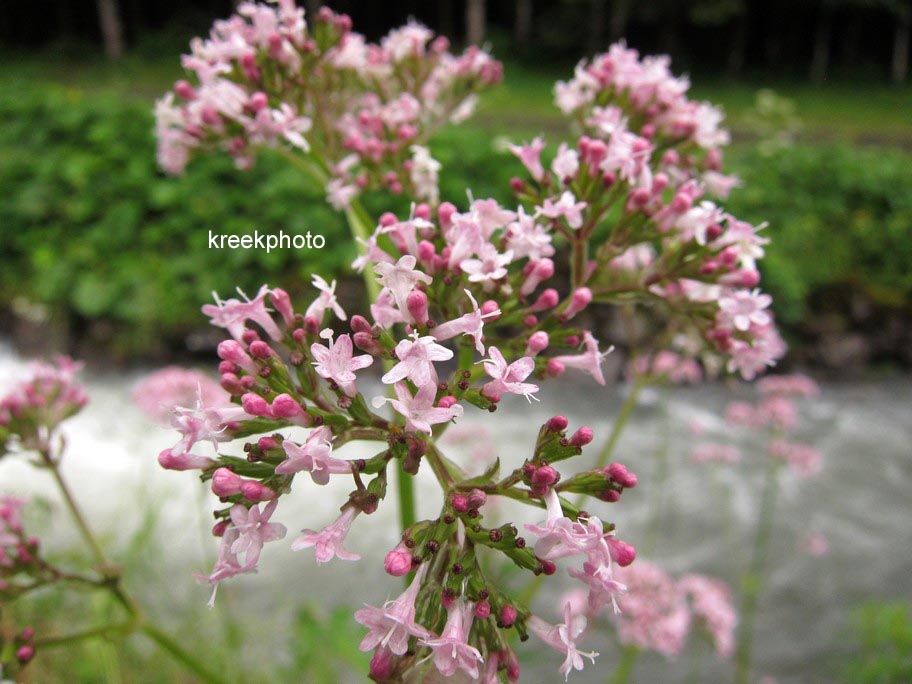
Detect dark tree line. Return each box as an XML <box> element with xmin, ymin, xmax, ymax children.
<box><xmin>0</xmin><ymin>0</ymin><xmax>909</xmax><ymax>83</ymax></box>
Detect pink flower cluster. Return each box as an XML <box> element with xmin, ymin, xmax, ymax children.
<box><xmin>155</xmin><ymin>3</ymin><xmax>500</xmax><ymax>209</ymax></box>
<box><xmin>508</xmin><ymin>44</ymin><xmax>785</xmax><ymax>380</ymax></box>
<box><xmin>612</xmin><ymin>560</ymin><xmax>737</xmax><ymax>659</ymax></box>
<box><xmin>132</xmin><ymin>366</ymin><xmax>230</xmax><ymax>424</ymax></box>
<box><xmin>0</xmin><ymin>357</ymin><xmax>87</xmax><ymax>452</ymax></box>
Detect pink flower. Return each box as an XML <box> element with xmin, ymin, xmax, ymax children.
<box><xmin>551</xmin><ymin>143</ymin><xmax>580</xmax><ymax>182</ymax></box>
<box><xmin>481</xmin><ymin>347</ymin><xmax>539</xmax><ymax>402</ymax></box>
<box><xmin>551</xmin><ymin>332</ymin><xmax>613</xmax><ymax>385</ymax></box>
<box><xmin>228</xmin><ymin>500</ymin><xmax>287</xmax><ymax>571</ymax></box>
<box><xmin>568</xmin><ymin>541</ymin><xmax>628</xmax><ymax>614</ymax></box>
<box><xmin>356</xmin><ymin>567</ymin><xmax>432</xmax><ymax>656</ymax></box>
<box><xmin>421</xmin><ymin>601</ymin><xmax>485</xmax><ymax>679</ymax></box>
<box><xmin>292</xmin><ymin>505</ymin><xmax>361</xmax><ymax>564</ymax></box>
<box><xmin>310</xmin><ymin>329</ymin><xmax>374</xmax><ymax>397</ymax></box>
<box><xmin>304</xmin><ymin>275</ymin><xmax>347</xmax><ymax>322</ymax></box>
<box><xmin>278</xmin><ymin>428</ymin><xmax>353</xmax><ymax>483</ymax></box>
<box><xmin>460</xmin><ymin>244</ymin><xmax>513</xmax><ymax>285</ymax></box>
<box><xmin>381</xmin><ymin>333</ymin><xmax>454</xmax><ymax>387</ymax></box>
<box><xmin>525</xmin><ymin>489</ymin><xmax>605</xmax><ymax>561</ymax></box>
<box><xmin>769</xmin><ymin>440</ymin><xmax>822</xmax><ymax>477</ymax></box>
<box><xmin>372</xmin><ymin>382</ymin><xmax>463</xmax><ymax>434</ymax></box>
<box><xmin>374</xmin><ymin>255</ymin><xmax>433</xmax><ymax>313</ymax></box>
<box><xmin>613</xmin><ymin>561</ymin><xmax>692</xmax><ymax>658</ymax></box>
<box><xmin>537</xmin><ymin>191</ymin><xmax>588</xmax><ymax>230</ymax></box>
<box><xmin>432</xmin><ymin>290</ymin><xmax>500</xmax><ymax>355</ymax></box>
<box><xmin>133</xmin><ymin>366</ymin><xmax>229</xmax><ymax>424</ymax></box>
<box><xmin>717</xmin><ymin>289</ymin><xmax>773</xmax><ymax>332</ymax></box>
<box><xmin>508</xmin><ymin>137</ymin><xmax>546</xmax><ymax>182</ymax></box>
<box><xmin>202</xmin><ymin>285</ymin><xmax>282</xmax><ymax>341</ymax></box>
<box><xmin>527</xmin><ymin>602</ymin><xmax>599</xmax><ymax>680</ymax></box>
<box><xmin>371</xmin><ymin>288</ymin><xmax>409</xmax><ymax>328</ymax></box>
<box><xmin>159</xmin><ymin>398</ymin><xmax>247</xmax><ymax>471</ymax></box>
<box><xmin>504</xmin><ymin>207</ymin><xmax>555</xmax><ymax>260</ymax></box>
<box><xmin>679</xmin><ymin>575</ymin><xmax>738</xmax><ymax>658</ymax></box>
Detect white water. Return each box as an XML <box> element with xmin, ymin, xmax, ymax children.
<box><xmin>1</xmin><ymin>342</ymin><xmax>910</xmax><ymax>683</ymax></box>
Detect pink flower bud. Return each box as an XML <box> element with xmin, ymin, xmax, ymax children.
<box><xmin>353</xmin><ymin>332</ymin><xmax>385</xmax><ymax>356</ymax></box>
<box><xmin>241</xmin><ymin>393</ymin><xmax>272</xmax><ymax>417</ymax></box>
<box><xmin>451</xmin><ymin>493</ymin><xmax>469</xmax><ymax>513</ymax></box>
<box><xmin>369</xmin><ymin>647</ymin><xmax>395</xmax><ymax>680</ymax></box>
<box><xmin>212</xmin><ymin>520</ymin><xmax>229</xmax><ymax>537</ymax></box>
<box><xmin>258</xmin><ymin>436</ymin><xmax>277</xmax><ymax>451</ymax></box>
<box><xmin>438</xmin><ymin>202</ymin><xmax>457</xmax><ymax>230</ymax></box>
<box><xmin>384</xmin><ymin>542</ymin><xmax>413</xmax><ymax>576</ymax></box>
<box><xmin>474</xmin><ymin>599</ymin><xmax>491</xmax><ymax>619</ymax></box>
<box><xmin>240</xmin><ymin>375</ymin><xmax>257</xmax><ymax>390</ymax></box>
<box><xmin>248</xmin><ymin>91</ymin><xmax>268</xmax><ymax>112</ymax></box>
<box><xmin>510</xmin><ymin>177</ymin><xmax>526</xmax><ymax>193</ymax></box>
<box><xmin>523</xmin><ymin>315</ymin><xmax>538</xmax><ymax>327</ymax></box>
<box><xmin>528</xmin><ymin>288</ymin><xmax>559</xmax><ymax>313</ymax></box>
<box><xmin>607</xmin><ymin>538</ymin><xmax>637</xmax><ymax>567</ymax></box>
<box><xmin>499</xmin><ymin>604</ymin><xmax>517</xmax><ymax>627</ymax></box>
<box><xmin>600</xmin><ymin>489</ymin><xmax>621</xmax><ymax>502</ymax></box>
<box><xmin>481</xmin><ymin>300</ymin><xmax>500</xmax><ymax>319</ymax></box>
<box><xmin>606</xmin><ymin>462</ymin><xmax>638</xmax><ymax>488</ymax></box>
<box><xmin>350</xmin><ymin>315</ymin><xmax>372</xmax><ymax>335</ymax></box>
<box><xmin>565</xmin><ymin>334</ymin><xmax>580</xmax><ymax>347</ymax></box>
<box><xmin>406</xmin><ymin>291</ymin><xmax>429</xmax><ymax>325</ymax></box>
<box><xmin>17</xmin><ymin>645</ymin><xmax>35</xmax><ymax>664</ymax></box>
<box><xmin>270</xmin><ymin>394</ymin><xmax>307</xmax><ymax>421</ymax></box>
<box><xmin>547</xmin><ymin>415</ymin><xmax>569</xmax><ymax>432</ymax></box>
<box><xmin>220</xmin><ymin>373</ymin><xmax>243</xmax><ymax>395</ymax></box>
<box><xmin>174</xmin><ymin>80</ymin><xmax>196</xmax><ymax>100</ymax></box>
<box><xmin>240</xmin><ymin>480</ymin><xmax>276</xmax><ymax>502</ymax></box>
<box><xmin>525</xmin><ymin>331</ymin><xmax>550</xmax><ymax>356</ymax></box>
<box><xmin>546</xmin><ymin>359</ymin><xmax>565</xmax><ymax>377</ymax></box>
<box><xmin>211</xmin><ymin>468</ymin><xmax>243</xmax><ymax>497</ymax></box>
<box><xmin>417</xmin><ymin>240</ymin><xmax>437</xmax><ymax>266</ymax></box>
<box><xmin>630</xmin><ymin>187</ymin><xmax>651</xmax><ymax>207</ymax></box>
<box><xmin>379</xmin><ymin>212</ymin><xmax>397</xmax><ymax>227</ymax></box>
<box><xmin>562</xmin><ymin>287</ymin><xmax>592</xmax><ymax>320</ymax></box>
<box><xmin>414</xmin><ymin>203</ymin><xmax>431</xmax><ymax>220</ymax></box>
<box><xmin>540</xmin><ymin>559</ymin><xmax>557</xmax><ymax>575</ymax></box>
<box><xmin>248</xmin><ymin>340</ymin><xmax>273</xmax><ymax>360</ymax></box>
<box><xmin>437</xmin><ymin>395</ymin><xmax>458</xmax><ymax>409</ymax></box>
<box><xmin>530</xmin><ymin>465</ymin><xmax>559</xmax><ymax>493</ymax></box>
<box><xmin>521</xmin><ymin>259</ymin><xmax>555</xmax><ymax>296</ymax></box>
<box><xmin>569</xmin><ymin>426</ymin><xmax>594</xmax><ymax>447</ymax></box>
<box><xmin>217</xmin><ymin>340</ymin><xmax>257</xmax><ymax>374</ymax></box>
<box><xmin>241</xmin><ymin>329</ymin><xmax>260</xmax><ymax>345</ymax></box>
<box><xmin>467</xmin><ymin>489</ymin><xmax>487</xmax><ymax>510</ymax></box>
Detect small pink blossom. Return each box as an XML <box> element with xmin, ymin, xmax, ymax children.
<box><xmin>481</xmin><ymin>347</ymin><xmax>539</xmax><ymax>402</ymax></box>
<box><xmin>202</xmin><ymin>285</ymin><xmax>282</xmax><ymax>341</ymax></box>
<box><xmin>527</xmin><ymin>602</ymin><xmax>599</xmax><ymax>680</ymax></box>
<box><xmin>679</xmin><ymin>574</ymin><xmax>738</xmax><ymax>658</ymax></box>
<box><xmin>292</xmin><ymin>505</ymin><xmax>361</xmax><ymax>564</ymax></box>
<box><xmin>381</xmin><ymin>333</ymin><xmax>454</xmax><ymax>387</ymax></box>
<box><xmin>421</xmin><ymin>601</ymin><xmax>485</xmax><ymax>679</ymax></box>
<box><xmin>374</xmin><ymin>255</ymin><xmax>433</xmax><ymax>314</ymax></box>
<box><xmin>509</xmin><ymin>137</ymin><xmax>546</xmax><ymax>182</ymax></box>
<box><xmin>551</xmin><ymin>332</ymin><xmax>613</xmax><ymax>385</ymax></box>
<box><xmin>431</xmin><ymin>290</ymin><xmax>500</xmax><ymax>355</ymax></box>
<box><xmin>356</xmin><ymin>567</ymin><xmax>432</xmax><ymax>655</ymax></box>
<box><xmin>718</xmin><ymin>289</ymin><xmax>773</xmax><ymax>332</ymax></box>
<box><xmin>278</xmin><ymin>427</ymin><xmax>353</xmax><ymax>483</ymax></box>
<box><xmin>310</xmin><ymin>329</ymin><xmax>374</xmax><ymax>397</ymax></box>
<box><xmin>372</xmin><ymin>382</ymin><xmax>463</xmax><ymax>434</ymax></box>
<box><xmin>305</xmin><ymin>275</ymin><xmax>347</xmax><ymax>322</ymax></box>
<box><xmin>538</xmin><ymin>191</ymin><xmax>588</xmax><ymax>230</ymax></box>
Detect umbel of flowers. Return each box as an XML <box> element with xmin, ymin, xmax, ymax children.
<box><xmin>155</xmin><ymin>2</ymin><xmax>785</xmax><ymax>681</ymax></box>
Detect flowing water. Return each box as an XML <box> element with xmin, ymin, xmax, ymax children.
<box><xmin>1</xmin><ymin>342</ymin><xmax>910</xmax><ymax>683</ymax></box>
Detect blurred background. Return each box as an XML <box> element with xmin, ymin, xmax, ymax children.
<box><xmin>1</xmin><ymin>1</ymin><xmax>911</xmax><ymax>683</ymax></box>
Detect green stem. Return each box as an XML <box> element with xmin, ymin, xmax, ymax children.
<box><xmin>610</xmin><ymin>645</ymin><xmax>640</xmax><ymax>684</ymax></box>
<box><xmin>734</xmin><ymin>458</ymin><xmax>781</xmax><ymax>684</ymax></box>
<box><xmin>34</xmin><ymin>621</ymin><xmax>137</xmax><ymax>648</ymax></box>
<box><xmin>141</xmin><ymin>624</ymin><xmax>225</xmax><ymax>684</ymax></box>
<box><xmin>43</xmin><ymin>450</ymin><xmax>109</xmax><ymax>572</ymax></box>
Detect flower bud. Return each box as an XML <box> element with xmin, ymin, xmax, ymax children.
<box><xmin>271</xmin><ymin>393</ymin><xmax>307</xmax><ymax>421</ymax></box>
<box><xmin>217</xmin><ymin>340</ymin><xmax>257</xmax><ymax>374</ymax></box>
<box><xmin>211</xmin><ymin>468</ymin><xmax>243</xmax><ymax>497</ymax></box>
<box><xmin>547</xmin><ymin>415</ymin><xmax>569</xmax><ymax>432</ymax></box>
<box><xmin>607</xmin><ymin>462</ymin><xmax>638</xmax><ymax>488</ymax></box>
<box><xmin>350</xmin><ymin>315</ymin><xmax>372</xmax><ymax>335</ymax></box>
<box><xmin>569</xmin><ymin>426</ymin><xmax>594</xmax><ymax>447</ymax></box>
<box><xmin>545</xmin><ymin>359</ymin><xmax>565</xmax><ymax>377</ymax></box>
<box><xmin>520</xmin><ymin>259</ymin><xmax>555</xmax><ymax>296</ymax></box>
<box><xmin>174</xmin><ymin>80</ymin><xmax>196</xmax><ymax>100</ymax></box>
<box><xmin>467</xmin><ymin>488</ymin><xmax>487</xmax><ymax>510</ymax></box>
<box><xmin>499</xmin><ymin>604</ymin><xmax>517</xmax><ymax>627</ymax></box>
<box><xmin>270</xmin><ymin>288</ymin><xmax>294</xmax><ymax>325</ymax></box>
<box><xmin>528</xmin><ymin>288</ymin><xmax>559</xmax><ymax>313</ymax></box>
<box><xmin>481</xmin><ymin>300</ymin><xmax>500</xmax><ymax>319</ymax></box>
<box><xmin>384</xmin><ymin>542</ymin><xmax>413</xmax><ymax>577</ymax></box>
<box><xmin>353</xmin><ymin>332</ymin><xmax>385</xmax><ymax>356</ymax></box>
<box><xmin>406</xmin><ymin>291</ymin><xmax>429</xmax><ymax>326</ymax></box>
<box><xmin>607</xmin><ymin>538</ymin><xmax>637</xmax><ymax>566</ymax></box>
<box><xmin>369</xmin><ymin>646</ymin><xmax>395</xmax><ymax>681</ymax></box>
<box><xmin>561</xmin><ymin>287</ymin><xmax>592</xmax><ymax>320</ymax></box>
<box><xmin>242</xmin><ymin>393</ymin><xmax>272</xmax><ymax>417</ymax></box>
<box><xmin>525</xmin><ymin>331</ymin><xmax>549</xmax><ymax>356</ymax></box>
<box><xmin>437</xmin><ymin>395</ymin><xmax>458</xmax><ymax>409</ymax></box>
<box><xmin>17</xmin><ymin>645</ymin><xmax>35</xmax><ymax>664</ymax></box>
<box><xmin>474</xmin><ymin>599</ymin><xmax>491</xmax><ymax>619</ymax></box>
<box><xmin>240</xmin><ymin>480</ymin><xmax>276</xmax><ymax>502</ymax></box>
<box><xmin>451</xmin><ymin>493</ymin><xmax>469</xmax><ymax>513</ymax></box>
<box><xmin>438</xmin><ymin>202</ymin><xmax>457</xmax><ymax>230</ymax></box>
<box><xmin>248</xmin><ymin>340</ymin><xmax>273</xmax><ymax>360</ymax></box>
